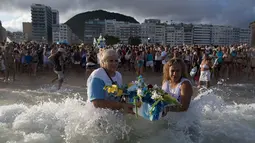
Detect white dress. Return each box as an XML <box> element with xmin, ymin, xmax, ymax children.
<box><xmin>199</xmin><ymin>64</ymin><xmax>211</xmax><ymax>82</ymax></box>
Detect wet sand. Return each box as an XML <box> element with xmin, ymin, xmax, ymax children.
<box><xmin>0</xmin><ymin>66</ymin><xmax>254</xmax><ymax>98</ymax></box>
<box><xmin>0</xmin><ymin>69</ymin><xmax>164</xmax><ymax>90</ymax></box>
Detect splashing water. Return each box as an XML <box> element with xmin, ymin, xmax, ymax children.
<box><xmin>0</xmin><ymin>84</ymin><xmax>254</xmax><ymax>143</ymax></box>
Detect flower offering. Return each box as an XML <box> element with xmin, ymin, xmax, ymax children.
<box><xmin>103</xmin><ymin>75</ymin><xmax>181</xmax><ymax>121</ymax></box>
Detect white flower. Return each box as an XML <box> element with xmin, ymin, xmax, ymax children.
<box><xmin>151</xmin><ymin>91</ymin><xmax>162</xmax><ymax>100</ymax></box>
<box><xmin>153</xmin><ymin>84</ymin><xmax>159</xmax><ymax>89</ymax></box>
<box><xmin>137</xmin><ymin>88</ymin><xmax>143</xmax><ymax>96</ymax></box>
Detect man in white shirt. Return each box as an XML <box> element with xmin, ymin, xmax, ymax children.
<box><xmin>161</xmin><ymin>47</ymin><xmax>168</xmax><ymax>65</ymax></box>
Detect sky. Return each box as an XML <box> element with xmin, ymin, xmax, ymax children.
<box><xmin>1</xmin><ymin>0</ymin><xmax>255</xmax><ymax>32</ymax></box>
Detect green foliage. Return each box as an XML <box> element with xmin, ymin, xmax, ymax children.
<box><xmin>65</xmin><ymin>10</ymin><xmax>139</xmax><ymax>41</ymax></box>
<box><xmin>128</xmin><ymin>36</ymin><xmax>142</xmax><ymax>45</ymax></box>
<box><xmin>104</xmin><ymin>35</ymin><xmax>120</xmax><ymax>45</ymax></box>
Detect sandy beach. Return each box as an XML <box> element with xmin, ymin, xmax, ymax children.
<box><xmin>0</xmin><ymin>66</ymin><xmax>254</xmax><ymax>99</ymax></box>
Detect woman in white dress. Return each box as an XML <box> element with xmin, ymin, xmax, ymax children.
<box><xmin>198</xmin><ymin>54</ymin><xmax>212</xmax><ymax>88</ymax></box>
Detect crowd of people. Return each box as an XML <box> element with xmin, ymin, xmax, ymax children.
<box><xmin>0</xmin><ymin>41</ymin><xmax>255</xmax><ymax>89</ymax></box>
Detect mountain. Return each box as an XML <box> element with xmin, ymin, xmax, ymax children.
<box><xmin>65</xmin><ymin>10</ymin><xmax>139</xmax><ymax>41</ymax></box>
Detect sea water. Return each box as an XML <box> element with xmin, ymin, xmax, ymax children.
<box><xmin>0</xmin><ymin>83</ymin><xmax>254</xmax><ymax>143</ymax></box>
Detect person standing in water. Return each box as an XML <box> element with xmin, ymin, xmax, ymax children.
<box><xmin>161</xmin><ymin>58</ymin><xmax>193</xmax><ymax>115</ymax></box>
<box><xmin>87</xmin><ymin>49</ymin><xmax>134</xmax><ymax>114</ymax></box>
<box><xmin>49</xmin><ymin>48</ymin><xmax>65</xmax><ymax>90</ymax></box>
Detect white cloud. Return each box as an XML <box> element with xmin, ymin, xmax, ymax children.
<box><xmin>1</xmin><ymin>11</ymin><xmax>31</xmax><ymax>32</ymax></box>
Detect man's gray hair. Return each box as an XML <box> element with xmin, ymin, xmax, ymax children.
<box><xmin>100</xmin><ymin>48</ymin><xmax>117</xmax><ymax>66</ymax></box>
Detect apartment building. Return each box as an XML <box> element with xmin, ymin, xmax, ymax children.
<box><xmin>31</xmin><ymin>4</ymin><xmax>52</xmax><ymax>43</ymax></box>
<box><xmin>183</xmin><ymin>24</ymin><xmax>193</xmax><ymax>45</ymax></box>
<box><xmin>105</xmin><ymin>20</ymin><xmax>117</xmax><ymax>36</ymax></box>
<box><xmin>22</xmin><ymin>22</ymin><xmax>32</xmax><ymax>41</ymax></box>
<box><xmin>193</xmin><ymin>24</ymin><xmax>212</xmax><ymax>45</ymax></box>
<box><xmin>239</xmin><ymin>28</ymin><xmax>251</xmax><ymax>44</ymax></box>
<box><xmin>52</xmin><ymin>9</ymin><xmax>59</xmax><ymax>25</ymax></box>
<box><xmin>84</xmin><ymin>19</ymin><xmax>105</xmax><ymax>43</ymax></box>
<box><xmin>211</xmin><ymin>25</ymin><xmax>233</xmax><ymax>45</ymax></box>
<box><xmin>165</xmin><ymin>24</ymin><xmax>184</xmax><ymax>46</ymax></box>
<box><xmin>52</xmin><ymin>24</ymin><xmax>72</xmax><ymax>44</ymax></box>
<box><xmin>141</xmin><ymin>19</ymin><xmax>164</xmax><ymax>44</ymax></box>
<box><xmin>12</xmin><ymin>32</ymin><xmax>26</xmax><ymax>43</ymax></box>
<box><xmin>115</xmin><ymin>22</ymin><xmax>141</xmax><ymax>44</ymax></box>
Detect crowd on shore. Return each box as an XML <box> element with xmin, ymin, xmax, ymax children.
<box><xmin>0</xmin><ymin>41</ymin><xmax>255</xmax><ymax>89</ymax></box>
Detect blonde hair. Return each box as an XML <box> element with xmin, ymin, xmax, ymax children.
<box><xmin>100</xmin><ymin>49</ymin><xmax>118</xmax><ymax>67</ymax></box>
<box><xmin>162</xmin><ymin>58</ymin><xmax>189</xmax><ymax>84</ymax></box>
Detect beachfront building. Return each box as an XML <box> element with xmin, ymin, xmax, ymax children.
<box><xmin>193</xmin><ymin>24</ymin><xmax>212</xmax><ymax>45</ymax></box>
<box><xmin>105</xmin><ymin>20</ymin><xmax>117</xmax><ymax>36</ymax></box>
<box><xmin>165</xmin><ymin>24</ymin><xmax>184</xmax><ymax>47</ymax></box>
<box><xmin>84</xmin><ymin>19</ymin><xmax>105</xmax><ymax>44</ymax></box>
<box><xmin>239</xmin><ymin>28</ymin><xmax>251</xmax><ymax>45</ymax></box>
<box><xmin>104</xmin><ymin>19</ymin><xmax>141</xmax><ymax>44</ymax></box>
<box><xmin>84</xmin><ymin>19</ymin><xmax>141</xmax><ymax>44</ymax></box>
<box><xmin>12</xmin><ymin>32</ymin><xmax>26</xmax><ymax>43</ymax></box>
<box><xmin>52</xmin><ymin>9</ymin><xmax>59</xmax><ymax>25</ymax></box>
<box><xmin>211</xmin><ymin>25</ymin><xmax>233</xmax><ymax>46</ymax></box>
<box><xmin>22</xmin><ymin>22</ymin><xmax>32</xmax><ymax>41</ymax></box>
<box><xmin>52</xmin><ymin>24</ymin><xmax>60</xmax><ymax>43</ymax></box>
<box><xmin>31</xmin><ymin>4</ymin><xmax>53</xmax><ymax>43</ymax></box>
<box><xmin>52</xmin><ymin>24</ymin><xmax>72</xmax><ymax>44</ymax></box>
<box><xmin>0</xmin><ymin>21</ymin><xmax>7</xmax><ymax>42</ymax></box>
<box><xmin>140</xmin><ymin>19</ymin><xmax>164</xmax><ymax>44</ymax></box>
<box><xmin>183</xmin><ymin>24</ymin><xmax>193</xmax><ymax>45</ymax></box>
<box><xmin>115</xmin><ymin>22</ymin><xmax>141</xmax><ymax>44</ymax></box>
<box><xmin>250</xmin><ymin>22</ymin><xmax>255</xmax><ymax>46</ymax></box>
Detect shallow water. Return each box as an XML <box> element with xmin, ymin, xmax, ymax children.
<box><xmin>0</xmin><ymin>83</ymin><xmax>254</xmax><ymax>143</ymax></box>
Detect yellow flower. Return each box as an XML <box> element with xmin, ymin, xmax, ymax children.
<box><xmin>117</xmin><ymin>89</ymin><xmax>123</xmax><ymax>96</ymax></box>
<box><xmin>107</xmin><ymin>87</ymin><xmax>115</xmax><ymax>93</ymax></box>
<box><xmin>112</xmin><ymin>85</ymin><xmax>118</xmax><ymax>91</ymax></box>
<box><xmin>128</xmin><ymin>83</ymin><xmax>134</xmax><ymax>88</ymax></box>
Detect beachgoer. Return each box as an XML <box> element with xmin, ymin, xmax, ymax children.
<box><xmin>49</xmin><ymin>48</ymin><xmax>65</xmax><ymax>90</ymax></box>
<box><xmin>86</xmin><ymin>51</ymin><xmax>98</xmax><ymax>76</ymax></box>
<box><xmin>87</xmin><ymin>49</ymin><xmax>134</xmax><ymax>114</ymax></box>
<box><xmin>161</xmin><ymin>58</ymin><xmax>193</xmax><ymax>116</ymax></box>
<box><xmin>198</xmin><ymin>54</ymin><xmax>212</xmax><ymax>88</ymax></box>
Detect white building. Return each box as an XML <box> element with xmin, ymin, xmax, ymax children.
<box><xmin>104</xmin><ymin>19</ymin><xmax>141</xmax><ymax>44</ymax></box>
<box><xmin>193</xmin><ymin>24</ymin><xmax>212</xmax><ymax>45</ymax></box>
<box><xmin>211</xmin><ymin>25</ymin><xmax>233</xmax><ymax>45</ymax></box>
<box><xmin>31</xmin><ymin>4</ymin><xmax>52</xmax><ymax>43</ymax></box>
<box><xmin>165</xmin><ymin>24</ymin><xmax>184</xmax><ymax>47</ymax></box>
<box><xmin>239</xmin><ymin>28</ymin><xmax>251</xmax><ymax>45</ymax></box>
<box><xmin>12</xmin><ymin>32</ymin><xmax>26</xmax><ymax>43</ymax></box>
<box><xmin>105</xmin><ymin>20</ymin><xmax>117</xmax><ymax>36</ymax></box>
<box><xmin>183</xmin><ymin>24</ymin><xmax>193</xmax><ymax>45</ymax></box>
<box><xmin>52</xmin><ymin>24</ymin><xmax>72</xmax><ymax>44</ymax></box>
<box><xmin>141</xmin><ymin>19</ymin><xmax>163</xmax><ymax>44</ymax></box>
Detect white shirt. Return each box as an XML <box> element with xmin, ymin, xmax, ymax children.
<box><xmin>161</xmin><ymin>51</ymin><xmax>167</xmax><ymax>64</ymax></box>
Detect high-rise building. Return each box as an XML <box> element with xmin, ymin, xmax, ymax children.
<box><xmin>52</xmin><ymin>9</ymin><xmax>59</xmax><ymax>25</ymax></box>
<box><xmin>22</xmin><ymin>22</ymin><xmax>32</xmax><ymax>41</ymax></box>
<box><xmin>31</xmin><ymin>3</ymin><xmax>53</xmax><ymax>43</ymax></box>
